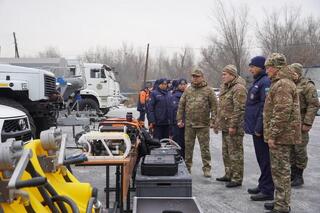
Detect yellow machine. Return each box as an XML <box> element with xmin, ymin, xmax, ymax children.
<box><xmin>0</xmin><ymin>128</ymin><xmax>102</xmax><ymax>213</ymax></box>
<box><xmin>0</xmin><ymin>139</ymin><xmax>50</xmax><ymax>212</ymax></box>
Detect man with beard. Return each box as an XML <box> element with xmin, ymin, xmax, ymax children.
<box><xmin>177</xmin><ymin>69</ymin><xmax>218</xmax><ymax>177</ymax></box>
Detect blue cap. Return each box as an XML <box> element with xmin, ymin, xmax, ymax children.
<box><xmin>249</xmin><ymin>56</ymin><xmax>266</xmax><ymax>69</ymax></box>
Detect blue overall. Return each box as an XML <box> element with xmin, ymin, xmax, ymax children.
<box><xmin>169</xmin><ymin>89</ymin><xmax>185</xmax><ymax>159</ymax></box>
<box><xmin>148</xmin><ymin>87</ymin><xmax>170</xmax><ymax>140</ymax></box>
<box><xmin>244</xmin><ymin>70</ymin><xmax>274</xmax><ymax>196</ymax></box>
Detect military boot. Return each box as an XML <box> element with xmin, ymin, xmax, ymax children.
<box><xmin>290</xmin><ymin>165</ymin><xmax>297</xmax><ymax>181</ymax></box>
<box><xmin>266</xmin><ymin>209</ymin><xmax>290</xmax><ymax>213</ymax></box>
<box><xmin>265</xmin><ymin>202</ymin><xmax>291</xmax><ymax>213</ymax></box>
<box><xmin>216</xmin><ymin>175</ymin><xmax>231</xmax><ymax>182</ymax></box>
<box><xmin>264</xmin><ymin>202</ymin><xmax>274</xmax><ymax>210</ymax></box>
<box><xmin>291</xmin><ymin>167</ymin><xmax>304</xmax><ymax>187</ymax></box>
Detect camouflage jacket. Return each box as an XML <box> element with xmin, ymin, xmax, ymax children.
<box><xmin>263</xmin><ymin>68</ymin><xmax>301</xmax><ymax>144</ymax></box>
<box><xmin>296</xmin><ymin>77</ymin><xmax>320</xmax><ymax>126</ymax></box>
<box><xmin>217</xmin><ymin>77</ymin><xmax>247</xmax><ymax>133</ymax></box>
<box><xmin>176</xmin><ymin>81</ymin><xmax>218</xmax><ymax>128</ymax></box>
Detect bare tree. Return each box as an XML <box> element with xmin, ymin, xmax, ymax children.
<box><xmin>199</xmin><ymin>0</ymin><xmax>250</xmax><ymax>86</ymax></box>
<box><xmin>80</xmin><ymin>44</ymin><xmax>196</xmax><ymax>92</ymax></box>
<box><xmin>38</xmin><ymin>46</ymin><xmax>61</xmax><ymax>58</ymax></box>
<box><xmin>257</xmin><ymin>6</ymin><xmax>320</xmax><ymax>65</ymax></box>
<box><xmin>81</xmin><ymin>44</ymin><xmax>146</xmax><ymax>92</ymax></box>
<box><xmin>199</xmin><ymin>44</ymin><xmax>230</xmax><ymax>87</ymax></box>
<box><xmin>170</xmin><ymin>47</ymin><xmax>195</xmax><ymax>79</ymax></box>
<box><xmin>209</xmin><ymin>0</ymin><xmax>250</xmax><ymax>75</ymax></box>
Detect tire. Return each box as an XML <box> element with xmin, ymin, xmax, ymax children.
<box><xmin>79</xmin><ymin>98</ymin><xmax>100</xmax><ymax>112</ymax></box>
<box><xmin>34</xmin><ymin>116</ymin><xmax>57</xmax><ymax>138</ymax></box>
<box><xmin>101</xmin><ymin>108</ymin><xmax>110</xmax><ymax>115</ymax></box>
<box><xmin>0</xmin><ymin>97</ymin><xmax>36</xmax><ymax>138</ymax></box>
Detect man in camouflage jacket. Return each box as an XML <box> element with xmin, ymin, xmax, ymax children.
<box><xmin>289</xmin><ymin>63</ymin><xmax>320</xmax><ymax>187</ymax></box>
<box><xmin>263</xmin><ymin>53</ymin><xmax>301</xmax><ymax>213</ymax></box>
<box><xmin>215</xmin><ymin>64</ymin><xmax>247</xmax><ymax>188</ymax></box>
<box><xmin>176</xmin><ymin>69</ymin><xmax>218</xmax><ymax>177</ymax></box>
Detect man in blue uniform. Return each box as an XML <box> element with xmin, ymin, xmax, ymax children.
<box><xmin>169</xmin><ymin>78</ymin><xmax>187</xmax><ymax>158</ymax></box>
<box><xmin>148</xmin><ymin>78</ymin><xmax>170</xmax><ymax>140</ymax></box>
<box><xmin>244</xmin><ymin>56</ymin><xmax>274</xmax><ymax>201</ymax></box>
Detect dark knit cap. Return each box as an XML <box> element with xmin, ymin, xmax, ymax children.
<box><xmin>177</xmin><ymin>78</ymin><xmax>187</xmax><ymax>85</ymax></box>
<box><xmin>249</xmin><ymin>56</ymin><xmax>266</xmax><ymax>69</ymax></box>
<box><xmin>158</xmin><ymin>78</ymin><xmax>168</xmax><ymax>84</ymax></box>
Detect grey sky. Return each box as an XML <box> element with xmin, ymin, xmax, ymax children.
<box><xmin>0</xmin><ymin>0</ymin><xmax>319</xmax><ymax>58</ymax></box>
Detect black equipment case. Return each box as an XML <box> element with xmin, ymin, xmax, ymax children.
<box><xmin>141</xmin><ymin>155</ymin><xmax>178</xmax><ymax>176</ymax></box>
<box><xmin>150</xmin><ymin>148</ymin><xmax>181</xmax><ymax>162</ymax></box>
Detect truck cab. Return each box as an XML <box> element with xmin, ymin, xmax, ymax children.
<box><xmin>67</xmin><ymin>60</ymin><xmax>121</xmax><ymax>114</ymax></box>
<box><xmin>0</xmin><ymin>64</ymin><xmax>58</xmax><ymax>137</ymax></box>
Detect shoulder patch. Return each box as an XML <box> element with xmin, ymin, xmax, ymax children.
<box><xmin>265</xmin><ymin>87</ymin><xmax>270</xmax><ymax>94</ymax></box>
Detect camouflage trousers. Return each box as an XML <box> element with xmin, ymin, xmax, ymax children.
<box><xmin>291</xmin><ymin>132</ymin><xmax>309</xmax><ymax>169</ymax></box>
<box><xmin>184</xmin><ymin>126</ymin><xmax>211</xmax><ymax>173</ymax></box>
<box><xmin>270</xmin><ymin>144</ymin><xmax>293</xmax><ymax>212</ymax></box>
<box><xmin>222</xmin><ymin>131</ymin><xmax>244</xmax><ymax>183</ymax></box>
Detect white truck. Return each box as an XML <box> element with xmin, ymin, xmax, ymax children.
<box><xmin>0</xmin><ymin>104</ymin><xmax>32</xmax><ymax>143</ymax></box>
<box><xmin>0</xmin><ymin>58</ymin><xmax>121</xmax><ymax>115</ymax></box>
<box><xmin>67</xmin><ymin>60</ymin><xmax>121</xmax><ymax>114</ymax></box>
<box><xmin>0</xmin><ymin>64</ymin><xmax>60</xmax><ymax>138</ymax></box>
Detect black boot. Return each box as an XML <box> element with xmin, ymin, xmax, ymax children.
<box><xmin>216</xmin><ymin>176</ymin><xmax>231</xmax><ymax>182</ymax></box>
<box><xmin>291</xmin><ymin>168</ymin><xmax>304</xmax><ymax>187</ymax></box>
<box><xmin>290</xmin><ymin>165</ymin><xmax>297</xmax><ymax>181</ymax></box>
<box><xmin>264</xmin><ymin>202</ymin><xmax>274</xmax><ymax>210</ymax></box>
<box><xmin>226</xmin><ymin>181</ymin><xmax>242</xmax><ymax>188</ymax></box>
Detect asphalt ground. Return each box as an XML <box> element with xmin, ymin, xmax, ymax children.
<box><xmin>65</xmin><ymin>106</ymin><xmax>320</xmax><ymax>213</ymax></box>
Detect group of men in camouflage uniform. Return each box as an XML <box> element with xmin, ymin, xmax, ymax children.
<box><xmin>175</xmin><ymin>52</ymin><xmax>319</xmax><ymax>213</ymax></box>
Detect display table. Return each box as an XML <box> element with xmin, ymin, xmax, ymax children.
<box><xmin>76</xmin><ymin>150</ymin><xmax>138</xmax><ymax>213</ymax></box>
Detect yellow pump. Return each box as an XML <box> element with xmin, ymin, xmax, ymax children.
<box><xmin>0</xmin><ymin>128</ymin><xmax>102</xmax><ymax>213</ymax></box>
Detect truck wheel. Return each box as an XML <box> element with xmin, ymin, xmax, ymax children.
<box><xmin>79</xmin><ymin>98</ymin><xmax>100</xmax><ymax>113</ymax></box>
<box><xmin>0</xmin><ymin>97</ymin><xmax>36</xmax><ymax>138</ymax></box>
<box><xmin>34</xmin><ymin>115</ymin><xmax>57</xmax><ymax>138</ymax></box>
<box><xmin>101</xmin><ymin>108</ymin><xmax>109</xmax><ymax>115</ymax></box>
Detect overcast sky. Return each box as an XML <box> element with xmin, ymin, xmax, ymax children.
<box><xmin>0</xmin><ymin>0</ymin><xmax>319</xmax><ymax>58</ymax></box>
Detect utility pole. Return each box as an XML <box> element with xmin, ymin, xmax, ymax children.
<box><xmin>143</xmin><ymin>43</ymin><xmax>150</xmax><ymax>87</ymax></box>
<box><xmin>13</xmin><ymin>32</ymin><xmax>20</xmax><ymax>58</ymax></box>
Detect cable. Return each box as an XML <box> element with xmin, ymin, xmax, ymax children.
<box><xmin>52</xmin><ymin>195</ymin><xmax>80</xmax><ymax>213</ymax></box>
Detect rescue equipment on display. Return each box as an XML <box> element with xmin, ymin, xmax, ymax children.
<box><xmin>0</xmin><ymin>127</ymin><xmax>102</xmax><ymax>213</ymax></box>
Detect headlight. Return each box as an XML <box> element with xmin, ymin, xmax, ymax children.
<box><xmin>21</xmin><ymin>83</ymin><xmax>28</xmax><ymax>90</ymax></box>
<box><xmin>18</xmin><ymin>118</ymin><xmax>28</xmax><ymax>130</ymax></box>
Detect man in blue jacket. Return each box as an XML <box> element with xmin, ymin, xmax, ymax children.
<box><xmin>169</xmin><ymin>78</ymin><xmax>187</xmax><ymax>158</ymax></box>
<box><xmin>148</xmin><ymin>78</ymin><xmax>171</xmax><ymax>140</ymax></box>
<box><xmin>244</xmin><ymin>56</ymin><xmax>274</xmax><ymax>201</ymax></box>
